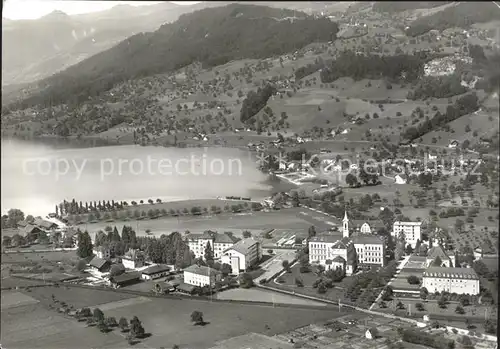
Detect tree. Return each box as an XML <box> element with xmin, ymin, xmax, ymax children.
<box><xmin>7</xmin><ymin>208</ymin><xmax>25</xmax><ymax>228</ymax></box>
<box><xmin>106</xmin><ymin>316</ymin><xmax>118</xmax><ymax>327</ymax></box>
<box><xmin>204</xmin><ymin>241</ymin><xmax>214</xmax><ymax>265</ymax></box>
<box><xmin>345</xmin><ymin>173</ymin><xmax>358</xmax><ymax>187</ymax></box>
<box><xmin>118</xmin><ymin>317</ymin><xmax>129</xmax><ymax>332</ymax></box>
<box><xmin>420</xmin><ymin>287</ymin><xmax>428</xmax><ymax>301</ymax></box>
<box><xmin>76</xmin><ymin>259</ymin><xmax>87</xmax><ymax>272</ymax></box>
<box><xmin>130</xmin><ymin>316</ymin><xmax>145</xmax><ymax>338</ymax></box>
<box><xmin>93</xmin><ymin>308</ymin><xmax>104</xmax><ymax>323</ymax></box>
<box><xmin>437</xmin><ymin>295</ymin><xmax>447</xmax><ymax>308</ymax></box>
<box><xmin>239</xmin><ymin>272</ymin><xmax>254</xmax><ymax>288</ymax></box>
<box><xmin>191</xmin><ymin>311</ymin><xmax>204</xmax><ymax>325</ymax></box>
<box><xmin>407</xmin><ymin>275</ymin><xmax>420</xmax><ymax>285</ymax></box>
<box><xmin>282</xmin><ymin>260</ymin><xmax>290</xmax><ymax>272</ymax></box>
<box><xmin>308</xmin><ymin>225</ymin><xmax>316</xmax><ymax>238</ymax></box>
<box><xmin>77</xmin><ymin>231</ymin><xmax>93</xmax><ymax>258</ymax></box>
<box><xmin>415</xmin><ymin>302</ymin><xmax>425</xmax><ymax>311</ymax></box>
<box><xmin>110</xmin><ymin>264</ymin><xmax>125</xmax><ymax>277</ymax></box>
<box><xmin>242</xmin><ymin>230</ymin><xmax>252</xmax><ymax>238</ymax></box>
<box><xmin>431</xmin><ymin>256</ymin><xmax>442</xmax><ymax>267</ymax></box>
<box><xmin>455</xmin><ymin>305</ymin><xmax>465</xmax><ymax>314</ymax></box>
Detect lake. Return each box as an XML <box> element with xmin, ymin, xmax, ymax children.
<box><xmin>1</xmin><ymin>138</ymin><xmax>283</xmax><ymax>216</ymax></box>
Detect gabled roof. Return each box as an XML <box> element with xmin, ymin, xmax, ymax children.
<box><xmin>123</xmin><ymin>249</ymin><xmax>144</xmax><ymax>261</ymax></box>
<box><xmin>141</xmin><ymin>264</ymin><xmax>170</xmax><ymax>275</ymax></box>
<box><xmin>34</xmin><ymin>218</ymin><xmax>57</xmax><ymax>229</ymax></box>
<box><xmin>352</xmin><ymin>235</ymin><xmax>384</xmax><ymax>245</ymax></box>
<box><xmin>111</xmin><ymin>271</ymin><xmax>141</xmax><ymax>284</ymax></box>
<box><xmin>332</xmin><ymin>237</ymin><xmax>352</xmax><ymax>249</ymax></box>
<box><xmin>184</xmin><ymin>264</ymin><xmax>221</xmax><ymax>277</ymax></box>
<box><xmin>225</xmin><ymin>238</ymin><xmax>259</xmax><ymax>255</ymax></box>
<box><xmin>23</xmin><ymin>224</ymin><xmax>43</xmax><ymax>235</ymax></box>
<box><xmin>423</xmin><ymin>267</ymin><xmax>479</xmax><ymax>280</ymax></box>
<box><xmin>427</xmin><ymin>245</ymin><xmax>450</xmax><ymax>260</ymax></box>
<box><xmin>214</xmin><ymin>232</ymin><xmax>240</xmax><ymax>244</ymax></box>
<box><xmin>89</xmin><ymin>257</ymin><xmax>110</xmax><ymax>270</ymax></box>
<box><xmin>309</xmin><ymin>234</ymin><xmax>342</xmax><ymax>243</ymax></box>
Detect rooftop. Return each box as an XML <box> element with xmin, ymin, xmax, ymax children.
<box><xmin>141</xmin><ymin>264</ymin><xmax>171</xmax><ymax>275</ymax></box>
<box><xmin>352</xmin><ymin>235</ymin><xmax>384</xmax><ymax>245</ymax></box>
<box><xmin>89</xmin><ymin>257</ymin><xmax>110</xmax><ymax>270</ymax></box>
<box><xmin>332</xmin><ymin>237</ymin><xmax>353</xmax><ymax>249</ymax></box>
<box><xmin>110</xmin><ymin>271</ymin><xmax>141</xmax><ymax>284</ymax></box>
<box><xmin>423</xmin><ymin>267</ymin><xmax>479</xmax><ymax>280</ymax></box>
<box><xmin>225</xmin><ymin>238</ymin><xmax>259</xmax><ymax>255</ymax></box>
<box><xmin>427</xmin><ymin>245</ymin><xmax>451</xmax><ymax>260</ymax></box>
<box><xmin>393</xmin><ymin>221</ymin><xmax>422</xmax><ymax>226</ymax></box>
<box><xmin>184</xmin><ymin>264</ymin><xmax>221</xmax><ymax>277</ymax></box>
<box><xmin>309</xmin><ymin>233</ymin><xmax>342</xmax><ymax>244</ymax></box>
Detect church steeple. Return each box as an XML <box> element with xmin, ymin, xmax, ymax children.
<box><xmin>342</xmin><ymin>210</ymin><xmax>349</xmax><ymax>238</ymax></box>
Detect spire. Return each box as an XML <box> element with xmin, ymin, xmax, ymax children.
<box><xmin>343</xmin><ymin>210</ymin><xmax>348</xmax><ymax>222</ymax></box>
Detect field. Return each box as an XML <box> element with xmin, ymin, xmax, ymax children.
<box><xmin>3</xmin><ymin>285</ymin><xmax>345</xmax><ymax>349</ymax></box>
<box><xmin>215</xmin><ymin>288</ymin><xmax>327</xmax><ymax>307</ymax></box>
<box><xmin>81</xmin><ymin>207</ymin><xmax>335</xmax><ymax>238</ymax></box>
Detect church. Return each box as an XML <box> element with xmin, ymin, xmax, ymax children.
<box><xmin>308</xmin><ymin>211</ymin><xmax>386</xmax><ymax>275</ymax></box>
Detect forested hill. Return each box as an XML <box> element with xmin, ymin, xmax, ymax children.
<box><xmin>372</xmin><ymin>2</ymin><xmax>450</xmax><ymax>14</ymax></box>
<box><xmin>405</xmin><ymin>2</ymin><xmax>500</xmax><ymax>36</ymax></box>
<box><xmin>10</xmin><ymin>4</ymin><xmax>339</xmax><ymax>110</ymax></box>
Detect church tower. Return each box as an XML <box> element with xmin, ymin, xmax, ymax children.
<box><xmin>342</xmin><ymin>210</ymin><xmax>350</xmax><ymax>238</ymax></box>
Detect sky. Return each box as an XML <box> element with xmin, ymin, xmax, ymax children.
<box><xmin>2</xmin><ymin>0</ymin><xmax>201</xmax><ymax>20</ymax></box>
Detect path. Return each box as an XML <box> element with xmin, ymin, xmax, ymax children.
<box><xmin>369</xmin><ymin>255</ymin><xmax>412</xmax><ymax>310</ymax></box>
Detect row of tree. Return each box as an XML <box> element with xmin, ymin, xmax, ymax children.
<box><xmin>402</xmin><ymin>92</ymin><xmax>479</xmax><ymax>142</ymax></box>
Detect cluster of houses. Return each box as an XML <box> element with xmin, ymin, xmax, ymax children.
<box><xmin>86</xmin><ymin>231</ymin><xmax>263</xmax><ymax>293</ymax></box>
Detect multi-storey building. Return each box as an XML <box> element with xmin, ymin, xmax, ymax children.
<box><xmin>352</xmin><ymin>235</ymin><xmax>385</xmax><ymax>268</ymax></box>
<box><xmin>425</xmin><ymin>244</ymin><xmax>455</xmax><ymax>268</ymax></box>
<box><xmin>309</xmin><ymin>235</ymin><xmax>357</xmax><ymax>275</ymax></box>
<box><xmin>185</xmin><ymin>231</ymin><xmax>240</xmax><ymax>260</ymax></box>
<box><xmin>422</xmin><ymin>267</ymin><xmax>480</xmax><ymax>295</ymax></box>
<box><xmin>183</xmin><ymin>264</ymin><xmax>222</xmax><ymax>287</ymax></box>
<box><xmin>392</xmin><ymin>221</ymin><xmax>422</xmax><ymax>248</ymax></box>
<box><xmin>220</xmin><ymin>238</ymin><xmax>262</xmax><ymax>275</ymax></box>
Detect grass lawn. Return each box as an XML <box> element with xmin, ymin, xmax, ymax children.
<box><xmin>2</xmin><ymin>250</ymin><xmax>79</xmax><ymax>264</ymax></box>
<box><xmin>271</xmin><ymin>264</ymin><xmax>349</xmax><ymax>303</ymax></box>
<box><xmin>216</xmin><ymin>288</ymin><xmax>327</xmax><ymax>307</ymax></box>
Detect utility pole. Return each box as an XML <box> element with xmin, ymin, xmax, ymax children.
<box><xmin>339</xmin><ymin>298</ymin><xmax>341</xmax><ymax>312</ymax></box>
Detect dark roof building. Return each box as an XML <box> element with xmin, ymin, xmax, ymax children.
<box><xmin>423</xmin><ymin>267</ymin><xmax>479</xmax><ymax>280</ymax></box>
<box><xmin>141</xmin><ymin>264</ymin><xmax>171</xmax><ymax>276</ymax></box>
<box><xmin>110</xmin><ymin>272</ymin><xmax>141</xmax><ymax>287</ymax></box>
<box><xmin>183</xmin><ymin>264</ymin><xmax>221</xmax><ymax>277</ymax></box>
<box><xmin>89</xmin><ymin>257</ymin><xmax>111</xmax><ymax>272</ymax></box>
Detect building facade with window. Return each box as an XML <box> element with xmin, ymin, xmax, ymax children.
<box><xmin>422</xmin><ymin>267</ymin><xmax>480</xmax><ymax>295</ymax></box>
<box><xmin>352</xmin><ymin>235</ymin><xmax>385</xmax><ymax>267</ymax></box>
<box><xmin>186</xmin><ymin>231</ymin><xmax>240</xmax><ymax>260</ymax></box>
<box><xmin>183</xmin><ymin>265</ymin><xmax>222</xmax><ymax>287</ymax></box>
<box><xmin>392</xmin><ymin>221</ymin><xmax>422</xmax><ymax>248</ymax></box>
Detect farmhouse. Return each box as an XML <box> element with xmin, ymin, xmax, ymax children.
<box><xmin>109</xmin><ymin>271</ymin><xmax>141</xmax><ymax>288</ymax></box>
<box><xmin>88</xmin><ymin>257</ymin><xmax>111</xmax><ymax>277</ymax></box>
<box><xmin>141</xmin><ymin>264</ymin><xmax>171</xmax><ymax>280</ymax></box>
<box><xmin>391</xmin><ymin>221</ymin><xmax>422</xmax><ymax>248</ymax></box>
<box><xmin>121</xmin><ymin>249</ymin><xmax>145</xmax><ymax>270</ymax></box>
<box><xmin>221</xmin><ymin>238</ymin><xmax>262</xmax><ymax>275</ymax></box>
<box><xmin>186</xmin><ymin>231</ymin><xmax>241</xmax><ymax>260</ymax></box>
<box><xmin>183</xmin><ymin>264</ymin><xmax>222</xmax><ymax>287</ymax></box>
<box><xmin>422</xmin><ymin>267</ymin><xmax>480</xmax><ymax>295</ymax></box>
<box><xmin>33</xmin><ymin>218</ymin><xmax>58</xmax><ymax>231</ymax></box>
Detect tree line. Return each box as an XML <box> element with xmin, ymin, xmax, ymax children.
<box><xmin>319</xmin><ymin>50</ymin><xmax>437</xmax><ymax>84</ymax></box>
<box><xmin>402</xmin><ymin>92</ymin><xmax>479</xmax><ymax>142</ymax></box>
<box><xmin>407</xmin><ymin>73</ymin><xmax>467</xmax><ymax>100</ymax></box>
<box><xmin>240</xmin><ymin>83</ymin><xmax>277</xmax><ymax>124</ymax></box>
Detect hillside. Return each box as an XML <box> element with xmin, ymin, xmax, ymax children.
<box><xmin>1</xmin><ymin>2</ymin><xmax>222</xmax><ymax>87</ymax></box>
<box><xmin>406</xmin><ymin>2</ymin><xmax>500</xmax><ymax>36</ymax></box>
<box><xmin>372</xmin><ymin>2</ymin><xmax>450</xmax><ymax>14</ymax></box>
<box><xmin>9</xmin><ymin>4</ymin><xmax>339</xmax><ymax>110</ymax></box>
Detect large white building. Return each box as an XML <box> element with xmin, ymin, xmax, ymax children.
<box><xmin>422</xmin><ymin>267</ymin><xmax>480</xmax><ymax>295</ymax></box>
<box><xmin>185</xmin><ymin>231</ymin><xmax>241</xmax><ymax>260</ymax></box>
<box><xmin>309</xmin><ymin>235</ymin><xmax>357</xmax><ymax>276</ymax></box>
<box><xmin>392</xmin><ymin>221</ymin><xmax>422</xmax><ymax>248</ymax></box>
<box><xmin>220</xmin><ymin>238</ymin><xmax>262</xmax><ymax>275</ymax></box>
<box><xmin>183</xmin><ymin>264</ymin><xmax>222</xmax><ymax>287</ymax></box>
<box><xmin>352</xmin><ymin>235</ymin><xmax>386</xmax><ymax>267</ymax></box>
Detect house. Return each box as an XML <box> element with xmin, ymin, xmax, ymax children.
<box><xmin>448</xmin><ymin>140</ymin><xmax>459</xmax><ymax>148</ymax></box>
<box><xmin>121</xmin><ymin>249</ymin><xmax>145</xmax><ymax>270</ymax></box>
<box><xmin>183</xmin><ymin>264</ymin><xmax>222</xmax><ymax>287</ymax></box>
<box><xmin>221</xmin><ymin>238</ymin><xmax>262</xmax><ymax>275</ymax></box>
<box><xmin>185</xmin><ymin>231</ymin><xmax>240</xmax><ymax>260</ymax></box>
<box><xmin>176</xmin><ymin>282</ymin><xmax>198</xmax><ymax>295</ymax></box>
<box><xmin>473</xmin><ymin>243</ymin><xmax>496</xmax><ymax>260</ymax></box>
<box><xmin>109</xmin><ymin>271</ymin><xmax>141</xmax><ymax>288</ymax></box>
<box><xmin>88</xmin><ymin>257</ymin><xmax>111</xmax><ymax>275</ymax></box>
<box><xmin>425</xmin><ymin>245</ymin><xmax>455</xmax><ymax>268</ymax></box>
<box><xmin>394</xmin><ymin>174</ymin><xmax>407</xmax><ymax>184</ymax></box>
<box><xmin>22</xmin><ymin>224</ymin><xmax>45</xmax><ymax>240</ymax></box>
<box><xmin>422</xmin><ymin>267</ymin><xmax>480</xmax><ymax>295</ymax></box>
<box><xmin>141</xmin><ymin>264</ymin><xmax>171</xmax><ymax>280</ymax></box>
<box><xmin>352</xmin><ymin>235</ymin><xmax>386</xmax><ymax>268</ymax></box>
<box><xmin>391</xmin><ymin>221</ymin><xmax>422</xmax><ymax>248</ymax></box>
<box><xmin>94</xmin><ymin>245</ymin><xmax>112</xmax><ymax>259</ymax></box>
<box><xmin>33</xmin><ymin>218</ymin><xmax>58</xmax><ymax>231</ymax></box>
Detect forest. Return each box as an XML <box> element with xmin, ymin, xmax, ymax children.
<box><xmin>405</xmin><ymin>2</ymin><xmax>500</xmax><ymax>37</ymax></box>
<box><xmin>8</xmin><ymin>4</ymin><xmax>338</xmax><ymax>110</ymax></box>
